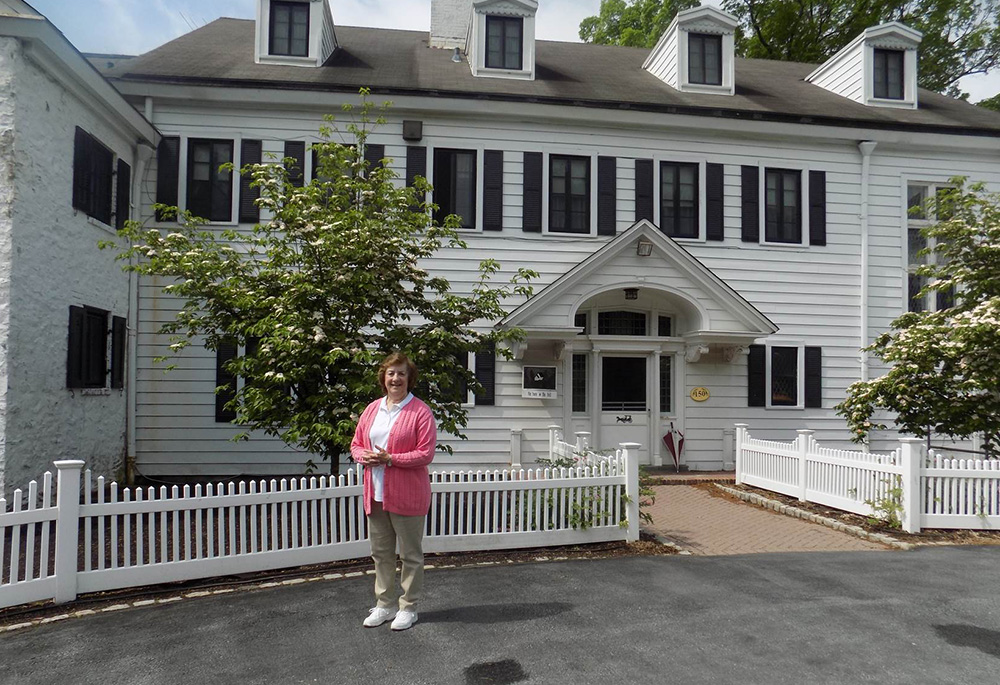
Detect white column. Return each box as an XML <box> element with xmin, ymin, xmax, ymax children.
<box><xmin>590</xmin><ymin>350</ymin><xmax>601</xmax><ymax>450</ymax></box>
<box><xmin>797</xmin><ymin>429</ymin><xmax>814</xmax><ymax>502</ymax></box>
<box><xmin>734</xmin><ymin>424</ymin><xmax>748</xmax><ymax>484</ymax></box>
<box><xmin>898</xmin><ymin>437</ymin><xmax>925</xmax><ymax>533</ymax></box>
<box><xmin>53</xmin><ymin>460</ymin><xmax>85</xmax><ymax>604</ymax></box>
<box><xmin>510</xmin><ymin>429</ymin><xmax>523</xmax><ymax>468</ymax></box>
<box><xmin>620</xmin><ymin>442</ymin><xmax>641</xmax><ymax>542</ymax></box>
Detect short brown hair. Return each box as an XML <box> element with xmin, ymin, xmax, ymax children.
<box><xmin>378</xmin><ymin>352</ymin><xmax>418</xmax><ymax>393</ymax></box>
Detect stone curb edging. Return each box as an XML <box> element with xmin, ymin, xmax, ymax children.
<box><xmin>641</xmin><ymin>530</ymin><xmax>693</xmax><ymax>555</ymax></box>
<box><xmin>713</xmin><ymin>483</ymin><xmax>914</xmax><ymax>551</ymax></box>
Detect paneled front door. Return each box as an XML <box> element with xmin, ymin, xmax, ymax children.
<box><xmin>599</xmin><ymin>355</ymin><xmax>650</xmax><ymax>463</ymax></box>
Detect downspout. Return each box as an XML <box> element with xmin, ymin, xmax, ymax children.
<box><xmin>858</xmin><ymin>141</ymin><xmax>877</xmax><ymax>385</ymax></box>
<box><xmin>126</xmin><ymin>97</ymin><xmax>157</xmax><ymax>486</ymax></box>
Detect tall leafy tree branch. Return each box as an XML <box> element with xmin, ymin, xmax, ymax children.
<box><xmin>109</xmin><ymin>91</ymin><xmax>536</xmax><ymax>472</ymax></box>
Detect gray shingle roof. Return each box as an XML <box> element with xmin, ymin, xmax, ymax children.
<box><xmin>109</xmin><ymin>18</ymin><xmax>1000</xmax><ymax>135</ymax></box>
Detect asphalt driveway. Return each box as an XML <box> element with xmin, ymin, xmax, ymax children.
<box><xmin>3</xmin><ymin>546</ymin><xmax>999</xmax><ymax>684</ymax></box>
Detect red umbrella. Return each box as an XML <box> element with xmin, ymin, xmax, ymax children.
<box><xmin>662</xmin><ymin>422</ymin><xmax>684</xmax><ymax>472</ymax></box>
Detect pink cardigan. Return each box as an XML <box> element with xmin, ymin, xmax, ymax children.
<box><xmin>350</xmin><ymin>396</ymin><xmax>437</xmax><ymax>516</ymax></box>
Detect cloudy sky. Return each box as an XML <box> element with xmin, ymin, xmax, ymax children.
<box><xmin>28</xmin><ymin>0</ymin><xmax>999</xmax><ymax>102</ymax></box>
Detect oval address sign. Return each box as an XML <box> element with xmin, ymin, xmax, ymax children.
<box><xmin>690</xmin><ymin>387</ymin><xmax>710</xmax><ymax>402</ymax></box>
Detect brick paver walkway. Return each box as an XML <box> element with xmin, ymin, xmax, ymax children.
<box><xmin>645</xmin><ymin>485</ymin><xmax>889</xmax><ymax>555</ymax></box>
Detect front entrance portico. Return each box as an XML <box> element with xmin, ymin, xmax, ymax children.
<box><xmin>500</xmin><ymin>221</ymin><xmax>778</xmax><ymax>468</ymax></box>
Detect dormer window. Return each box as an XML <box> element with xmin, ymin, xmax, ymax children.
<box><xmin>873</xmin><ymin>48</ymin><xmax>904</xmax><ymax>100</ymax></box>
<box><xmin>254</xmin><ymin>0</ymin><xmax>338</xmax><ymax>68</ymax></box>
<box><xmin>485</xmin><ymin>16</ymin><xmax>523</xmax><ymax>70</ymax></box>
<box><xmin>269</xmin><ymin>1</ymin><xmax>309</xmax><ymax>57</ymax></box>
<box><xmin>643</xmin><ymin>6</ymin><xmax>737</xmax><ymax>96</ymax></box>
<box><xmin>806</xmin><ymin>22</ymin><xmax>921</xmax><ymax>109</ymax></box>
<box><xmin>688</xmin><ymin>33</ymin><xmax>722</xmax><ymax>86</ymax></box>
<box><xmin>466</xmin><ymin>0</ymin><xmax>537</xmax><ymax>80</ymax></box>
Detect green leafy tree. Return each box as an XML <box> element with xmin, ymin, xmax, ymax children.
<box><xmin>580</xmin><ymin>0</ymin><xmax>1000</xmax><ymax>96</ymax></box>
<box><xmin>579</xmin><ymin>0</ymin><xmax>699</xmax><ymax>47</ymax></box>
<box><xmin>837</xmin><ymin>180</ymin><xmax>1000</xmax><ymax>456</ymax></box>
<box><xmin>977</xmin><ymin>92</ymin><xmax>1000</xmax><ymax>110</ymax></box>
<box><xmin>110</xmin><ymin>91</ymin><xmax>535</xmax><ymax>472</ymax></box>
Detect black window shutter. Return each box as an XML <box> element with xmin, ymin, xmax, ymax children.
<box><xmin>406</xmin><ymin>145</ymin><xmax>427</xmax><ymax>207</ymax></box>
<box><xmin>155</xmin><ymin>136</ymin><xmax>180</xmax><ymax>221</ymax></box>
<box><xmin>747</xmin><ymin>344</ymin><xmax>766</xmax><ymax>407</ymax></box>
<box><xmin>635</xmin><ymin>159</ymin><xmax>653</xmax><ymax>223</ymax></box>
<box><xmin>67</xmin><ymin>305</ymin><xmax>85</xmax><ymax>388</ymax></box>
<box><xmin>474</xmin><ymin>341</ymin><xmax>496</xmax><ymax>406</ymax></box>
<box><xmin>706</xmin><ymin>162</ymin><xmax>725</xmax><ymax>241</ymax></box>
<box><xmin>215</xmin><ymin>340</ymin><xmax>238</xmax><ymax>422</ymax></box>
<box><xmin>115</xmin><ymin>158</ymin><xmax>131</xmax><ymax>230</ymax></box>
<box><xmin>93</xmin><ymin>143</ymin><xmax>114</xmax><ymax>225</ymax></box>
<box><xmin>285</xmin><ymin>141</ymin><xmax>305</xmax><ymax>187</ymax></box>
<box><xmin>239</xmin><ymin>139</ymin><xmax>262</xmax><ymax>224</ymax></box>
<box><xmin>809</xmin><ymin>170</ymin><xmax>827</xmax><ymax>246</ymax></box>
<box><xmin>597</xmin><ymin>156</ymin><xmax>617</xmax><ymax>236</ymax></box>
<box><xmin>72</xmin><ymin>128</ymin><xmax>88</xmax><ymax>213</ymax></box>
<box><xmin>804</xmin><ymin>346</ymin><xmax>822</xmax><ymax>408</ymax></box>
<box><xmin>522</xmin><ymin>151</ymin><xmax>542</xmax><ymax>232</ymax></box>
<box><xmin>483</xmin><ymin>150</ymin><xmax>504</xmax><ymax>231</ymax></box>
<box><xmin>110</xmin><ymin>315</ymin><xmax>126</xmax><ymax>389</ymax></box>
<box><xmin>364</xmin><ymin>143</ymin><xmax>385</xmax><ymax>173</ymax></box>
<box><xmin>741</xmin><ymin>165</ymin><xmax>759</xmax><ymax>243</ymax></box>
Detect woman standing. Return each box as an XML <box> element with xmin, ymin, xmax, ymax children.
<box><xmin>350</xmin><ymin>352</ymin><xmax>436</xmax><ymax>631</ymax></box>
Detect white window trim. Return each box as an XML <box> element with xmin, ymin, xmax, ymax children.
<box><xmin>470</xmin><ymin>11</ymin><xmax>537</xmax><ymax>81</ymax></box>
<box><xmin>757</xmin><ymin>162</ymin><xmax>811</xmax><ymax>248</ymax></box>
<box><xmin>677</xmin><ymin>29</ymin><xmax>735</xmax><ymax>96</ymax></box>
<box><xmin>901</xmin><ymin>176</ymin><xmax>954</xmax><ymax>313</ymax></box>
<box><xmin>544</xmin><ymin>151</ymin><xmax>598</xmax><ymax>237</ymax></box>
<box><xmin>255</xmin><ymin>0</ymin><xmax>325</xmax><ymax>68</ymax></box>
<box><xmin>655</xmin><ymin>155</ymin><xmax>707</xmax><ymax>242</ymax></box>
<box><xmin>176</xmin><ymin>132</ymin><xmax>242</xmax><ymax>227</ymax></box>
<box><xmin>763</xmin><ymin>339</ymin><xmax>806</xmax><ymax>410</ymax></box>
<box><xmin>864</xmin><ymin>43</ymin><xmax>918</xmax><ymax>110</ymax></box>
<box><xmin>427</xmin><ymin>144</ymin><xmax>484</xmax><ymax>232</ymax></box>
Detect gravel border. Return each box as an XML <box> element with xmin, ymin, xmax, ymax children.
<box><xmin>713</xmin><ymin>483</ymin><xmax>914</xmax><ymax>551</ymax></box>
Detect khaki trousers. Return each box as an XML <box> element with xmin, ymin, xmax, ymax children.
<box><xmin>367</xmin><ymin>502</ymin><xmax>425</xmax><ymax>612</ymax></box>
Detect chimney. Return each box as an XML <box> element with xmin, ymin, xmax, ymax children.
<box><xmin>430</xmin><ymin>0</ymin><xmax>473</xmax><ymax>49</ymax></box>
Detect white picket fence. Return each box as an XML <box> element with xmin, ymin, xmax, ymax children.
<box><xmin>735</xmin><ymin>424</ymin><xmax>1000</xmax><ymax>533</ymax></box>
<box><xmin>0</xmin><ymin>449</ymin><xmax>639</xmax><ymax>610</ymax></box>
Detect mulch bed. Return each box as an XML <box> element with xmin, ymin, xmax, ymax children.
<box><xmin>0</xmin><ymin>532</ymin><xmax>673</xmax><ymax>629</ymax></box>
<box><xmin>706</xmin><ymin>482</ymin><xmax>1000</xmax><ymax>546</ymax></box>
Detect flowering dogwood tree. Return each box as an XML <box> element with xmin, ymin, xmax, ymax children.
<box><xmin>837</xmin><ymin>180</ymin><xmax>1000</xmax><ymax>456</ymax></box>
<box><xmin>111</xmin><ymin>92</ymin><xmax>535</xmax><ymax>471</ymax></box>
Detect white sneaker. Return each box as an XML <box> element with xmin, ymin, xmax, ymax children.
<box><xmin>390</xmin><ymin>609</ymin><xmax>417</xmax><ymax>631</ymax></box>
<box><xmin>363</xmin><ymin>606</ymin><xmax>396</xmax><ymax>628</ymax></box>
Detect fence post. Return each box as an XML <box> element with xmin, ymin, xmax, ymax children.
<box><xmin>53</xmin><ymin>460</ymin><xmax>85</xmax><ymax>604</ymax></box>
<box><xmin>511</xmin><ymin>429</ymin><xmax>523</xmax><ymax>468</ymax></box>
<box><xmin>796</xmin><ymin>430</ymin><xmax>814</xmax><ymax>502</ymax></box>
<box><xmin>620</xmin><ymin>442</ymin><xmax>641</xmax><ymax>543</ymax></box>
<box><xmin>734</xmin><ymin>424</ymin><xmax>748</xmax><ymax>485</ymax></box>
<box><xmin>898</xmin><ymin>438</ymin><xmax>925</xmax><ymax>533</ymax></box>
<box><xmin>575</xmin><ymin>432</ymin><xmax>591</xmax><ymax>453</ymax></box>
<box><xmin>547</xmin><ymin>425</ymin><xmax>560</xmax><ymax>460</ymax></box>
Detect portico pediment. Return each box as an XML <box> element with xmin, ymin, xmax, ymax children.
<box><xmin>500</xmin><ymin>220</ymin><xmax>777</xmax><ymax>354</ymax></box>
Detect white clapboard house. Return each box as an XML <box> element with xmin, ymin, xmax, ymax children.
<box><xmin>4</xmin><ymin>0</ymin><xmax>1000</xmax><ymax>490</ymax></box>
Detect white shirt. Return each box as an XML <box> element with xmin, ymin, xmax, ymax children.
<box><xmin>368</xmin><ymin>392</ymin><xmax>413</xmax><ymax>502</ymax></box>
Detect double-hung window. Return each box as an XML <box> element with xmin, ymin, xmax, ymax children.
<box><xmin>550</xmin><ymin>155</ymin><xmax>590</xmax><ymax>233</ymax></box>
<box><xmin>660</xmin><ymin>162</ymin><xmax>699</xmax><ymax>238</ymax></box>
<box><xmin>485</xmin><ymin>16</ymin><xmax>523</xmax><ymax>70</ymax></box>
<box><xmin>433</xmin><ymin>149</ymin><xmax>477</xmax><ymax>228</ymax></box>
<box><xmin>688</xmin><ymin>33</ymin><xmax>722</xmax><ymax>86</ymax></box>
<box><xmin>748</xmin><ymin>343</ymin><xmax>822</xmax><ymax>409</ymax></box>
<box><xmin>187</xmin><ymin>139</ymin><xmax>234</xmax><ymax>222</ymax></box>
<box><xmin>72</xmin><ymin>127</ymin><xmax>114</xmax><ymax>225</ymax></box>
<box><xmin>270</xmin><ymin>1</ymin><xmax>309</xmax><ymax>57</ymax></box>
<box><xmin>765</xmin><ymin>168</ymin><xmax>801</xmax><ymax>243</ymax></box>
<box><xmin>906</xmin><ymin>183</ymin><xmax>953</xmax><ymax>312</ymax></box>
<box><xmin>873</xmin><ymin>48</ymin><xmax>904</xmax><ymax>100</ymax></box>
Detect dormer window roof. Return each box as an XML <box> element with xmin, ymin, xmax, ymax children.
<box><xmin>643</xmin><ymin>6</ymin><xmax>738</xmax><ymax>96</ymax></box>
<box><xmin>254</xmin><ymin>0</ymin><xmax>337</xmax><ymax>68</ymax></box>
<box><xmin>806</xmin><ymin>22</ymin><xmax>922</xmax><ymax>110</ymax></box>
<box><xmin>467</xmin><ymin>0</ymin><xmax>537</xmax><ymax>80</ymax></box>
